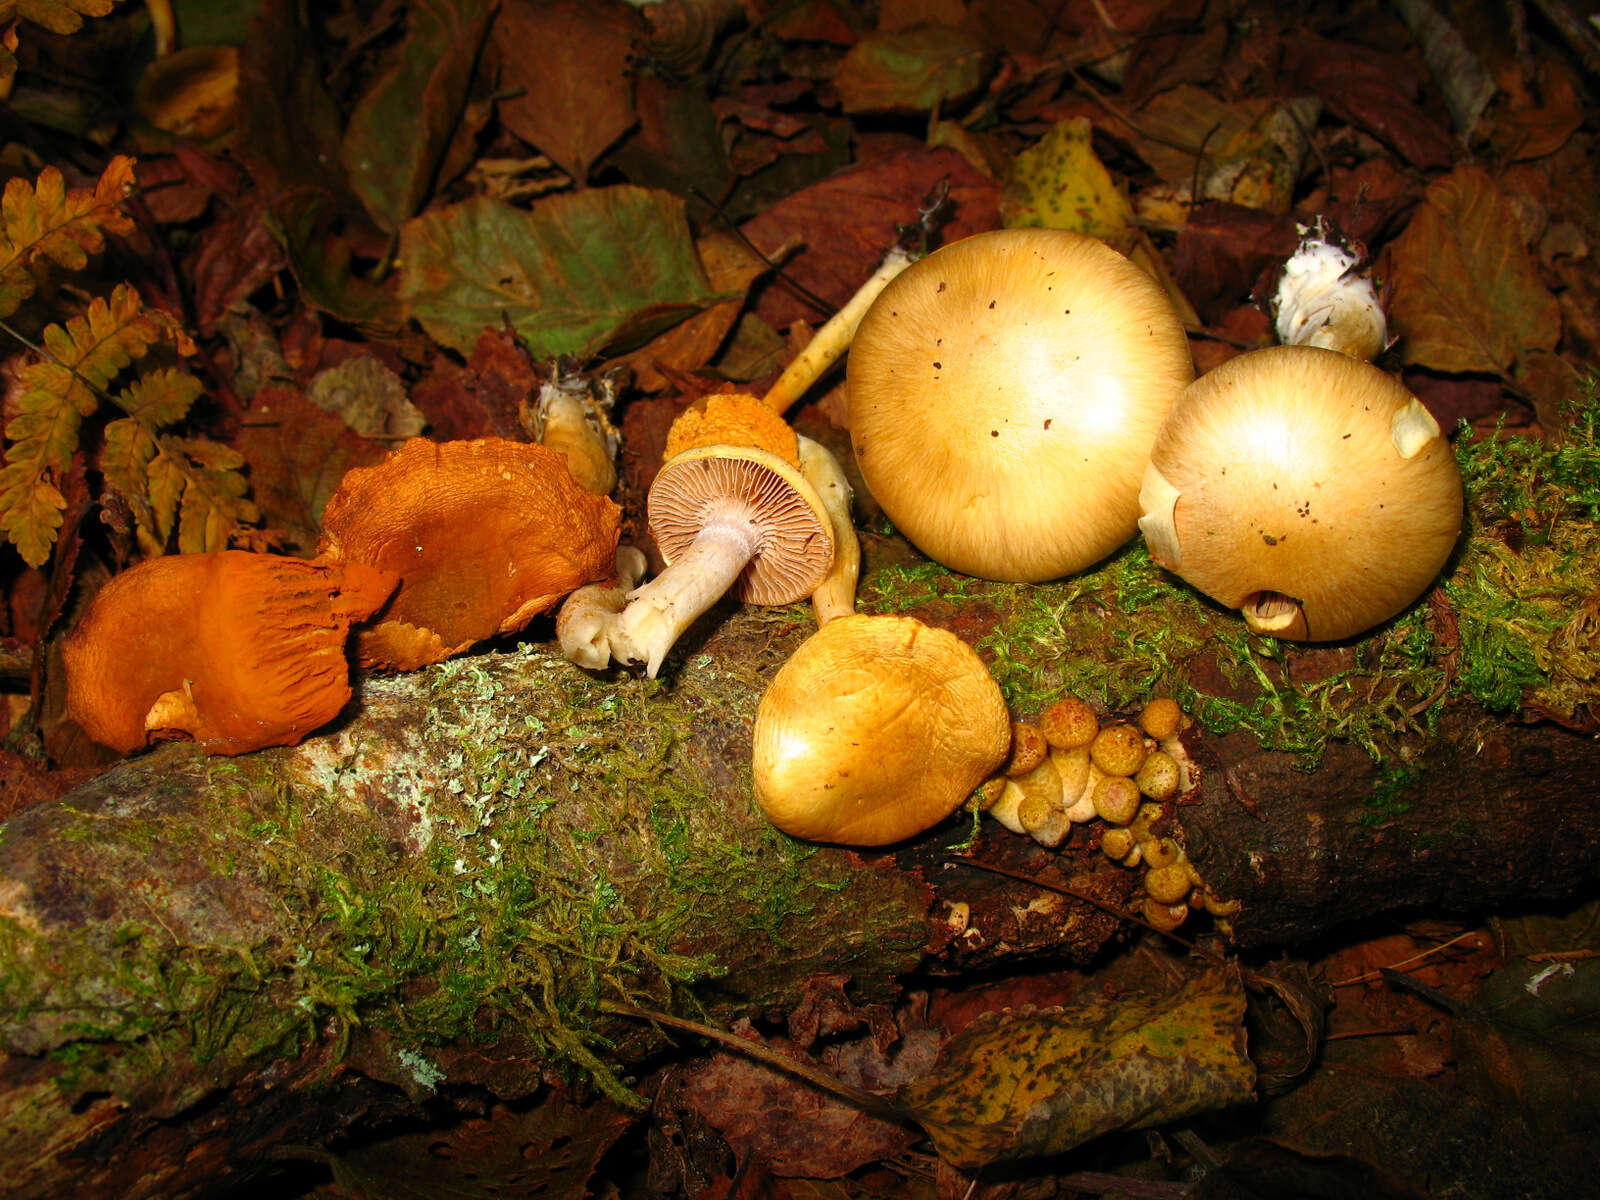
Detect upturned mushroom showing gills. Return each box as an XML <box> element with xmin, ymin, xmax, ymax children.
<box><xmin>610</xmin><ymin>443</ymin><xmax>833</xmax><ymax>677</ymax></box>
<box><xmin>62</xmin><ymin>551</ymin><xmax>396</xmax><ymax>755</ymax></box>
<box><xmin>845</xmin><ymin>228</ymin><xmax>1194</xmax><ymax>582</ymax></box>
<box><xmin>1138</xmin><ymin>345</ymin><xmax>1463</xmax><ymax>641</ymax></box>
<box><xmin>752</xmin><ymin>613</ymin><xmax>1010</xmax><ymax>846</ymax></box>
<box><xmin>317</xmin><ymin>437</ymin><xmax>621</xmax><ymax>670</ymax></box>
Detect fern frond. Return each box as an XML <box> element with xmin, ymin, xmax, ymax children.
<box><xmin>151</xmin><ymin>438</ymin><xmax>258</xmax><ymax>556</ymax></box>
<box><xmin>116</xmin><ymin>364</ymin><xmax>203</xmax><ymax>427</ymax></box>
<box><xmin>0</xmin><ymin>154</ymin><xmax>134</xmax><ymax>319</ymax></box>
<box><xmin>1</xmin><ymin>284</ymin><xmax>187</xmax><ymax>564</ymax></box>
<box><xmin>26</xmin><ymin>283</ymin><xmax>183</xmax><ymax>418</ymax></box>
<box><xmin>0</xmin><ymin>0</ymin><xmax>121</xmax><ymax>38</ymax></box>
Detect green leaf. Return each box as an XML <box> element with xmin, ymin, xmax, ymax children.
<box><xmin>897</xmin><ymin>968</ymin><xmax>1255</xmax><ymax>1168</ymax></box>
<box><xmin>833</xmin><ymin>25</ymin><xmax>992</xmax><ymax>115</ymax></box>
<box><xmin>1389</xmin><ymin>165</ymin><xmax>1562</xmax><ymax>374</ymax></box>
<box><xmin>399</xmin><ymin>185</ymin><xmax>721</xmax><ymax>357</ymax></box>
<box><xmin>341</xmin><ymin>0</ymin><xmax>497</xmax><ymax>232</ymax></box>
<box><xmin>266</xmin><ymin>188</ymin><xmax>407</xmax><ymax>335</ymax></box>
<box><xmin>0</xmin><ymin>155</ymin><xmax>134</xmax><ymax>320</ymax></box>
<box><xmin>0</xmin><ymin>0</ymin><xmax>118</xmax><ymax>37</ymax></box>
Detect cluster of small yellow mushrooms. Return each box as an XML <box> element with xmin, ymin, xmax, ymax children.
<box><xmin>978</xmin><ymin>694</ymin><xmax>1235</xmax><ymax>933</ymax></box>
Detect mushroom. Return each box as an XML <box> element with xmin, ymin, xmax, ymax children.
<box><xmin>554</xmin><ymin>545</ymin><xmax>649</xmax><ymax>669</ymax></box>
<box><xmin>796</xmin><ymin>434</ymin><xmax>859</xmax><ymax>624</ymax></box>
<box><xmin>845</xmin><ymin>228</ymin><xmax>1194</xmax><ymax>582</ymax></box>
<box><xmin>610</xmin><ymin>443</ymin><xmax>833</xmax><ymax>677</ymax></box>
<box><xmin>62</xmin><ymin>551</ymin><xmax>396</xmax><ymax>755</ymax></box>
<box><xmin>1271</xmin><ymin>222</ymin><xmax>1387</xmax><ymax>361</ymax></box>
<box><xmin>317</xmin><ymin>437</ymin><xmax>622</xmax><ymax>670</ymax></box>
<box><xmin>752</xmin><ymin>613</ymin><xmax>1010</xmax><ymax>845</ymax></box>
<box><xmin>1138</xmin><ymin>345</ymin><xmax>1464</xmax><ymax>641</ymax></box>
<box><xmin>524</xmin><ymin>363</ymin><xmax>622</xmax><ymax>495</ymax></box>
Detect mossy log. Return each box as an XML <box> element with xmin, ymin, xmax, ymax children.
<box><xmin>6</xmin><ymin>404</ymin><xmax>1600</xmax><ymax>1196</ymax></box>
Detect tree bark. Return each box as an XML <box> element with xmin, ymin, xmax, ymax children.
<box><xmin>3</xmin><ymin>601</ymin><xmax>1598</xmax><ymax>1197</ymax></box>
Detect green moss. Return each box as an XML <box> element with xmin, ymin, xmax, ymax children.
<box><xmin>3</xmin><ymin>643</ymin><xmax>929</xmax><ymax>1111</ymax></box>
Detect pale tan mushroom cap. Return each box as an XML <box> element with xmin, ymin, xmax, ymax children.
<box><xmin>649</xmin><ymin>445</ymin><xmax>833</xmax><ymax>605</ymax></box>
<box><xmin>1138</xmin><ymin>345</ymin><xmax>1463</xmax><ymax>641</ymax></box>
<box><xmin>846</xmin><ymin>228</ymin><xmax>1194</xmax><ymax>582</ymax></box>
<box><xmin>752</xmin><ymin>613</ymin><xmax>1011</xmax><ymax>845</ymax></box>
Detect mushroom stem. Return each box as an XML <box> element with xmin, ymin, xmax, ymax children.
<box><xmin>555</xmin><ymin>545</ymin><xmax>649</xmax><ymax>669</ymax></box>
<box><xmin>797</xmin><ymin>435</ymin><xmax>858</xmax><ymax>625</ymax></box>
<box><xmin>760</xmin><ymin>244</ymin><xmax>915</xmax><ymax>414</ymax></box>
<box><xmin>527</xmin><ymin>366</ymin><xmax>621</xmax><ymax>495</ymax></box>
<box><xmin>611</xmin><ymin>521</ymin><xmax>762</xmax><ymax>677</ymax></box>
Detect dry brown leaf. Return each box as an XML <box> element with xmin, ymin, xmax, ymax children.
<box><xmin>1388</xmin><ymin>166</ymin><xmax>1561</xmax><ymax>375</ymax></box>
<box><xmin>493</xmin><ymin>0</ymin><xmax>643</xmax><ymax>184</ymax></box>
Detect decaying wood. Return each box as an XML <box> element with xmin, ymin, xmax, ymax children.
<box><xmin>3</xmin><ymin>604</ymin><xmax>1598</xmax><ymax>1197</ymax></box>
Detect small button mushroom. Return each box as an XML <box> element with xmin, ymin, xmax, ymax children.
<box><xmin>1138</xmin><ymin>346</ymin><xmax>1463</xmax><ymax>642</ymax></box>
<box><xmin>1137</xmin><ymin>697</ymin><xmax>1184</xmax><ymax>741</ymax></box>
<box><xmin>1135</xmin><ymin>750</ymin><xmax>1182</xmax><ymax>801</ymax></box>
<box><xmin>1090</xmin><ymin>722</ymin><xmax>1147</xmax><ymax>777</ymax></box>
<box><xmin>1100</xmin><ymin>826</ymin><xmax>1139</xmax><ymax>862</ymax></box>
<box><xmin>752</xmin><ymin>614</ymin><xmax>1010</xmax><ymax>845</ymax></box>
<box><xmin>1004</xmin><ymin>721</ymin><xmax>1048</xmax><ymax>776</ymax></box>
<box><xmin>1145</xmin><ymin>863</ymin><xmax>1195</xmax><ymax>905</ymax></box>
<box><xmin>1142</xmin><ymin>836</ymin><xmax>1183</xmax><ymax>871</ymax></box>
<box><xmin>1051</xmin><ymin>746</ymin><xmax>1099</xmax><ymax>822</ymax></box>
<box><xmin>846</xmin><ymin>228</ymin><xmax>1194</xmax><ymax>582</ymax></box>
<box><xmin>1040</xmin><ymin>693</ymin><xmax>1099</xmax><ymax>749</ymax></box>
<box><xmin>1142</xmin><ymin>897</ymin><xmax>1190</xmax><ymax>932</ymax></box>
<box><xmin>1093</xmin><ymin>775</ymin><xmax>1143</xmax><ymax>825</ymax></box>
<box><xmin>972</xmin><ymin>774</ymin><xmax>1007</xmax><ymax>814</ymax></box>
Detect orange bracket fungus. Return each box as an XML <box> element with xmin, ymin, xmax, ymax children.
<box><xmin>1138</xmin><ymin>345</ymin><xmax>1463</xmax><ymax>642</ymax></box>
<box><xmin>62</xmin><ymin>551</ymin><xmax>396</xmax><ymax>756</ymax></box>
<box><xmin>752</xmin><ymin>613</ymin><xmax>1010</xmax><ymax>846</ymax></box>
<box><xmin>318</xmin><ymin>437</ymin><xmax>622</xmax><ymax>670</ymax></box>
<box><xmin>845</xmin><ymin>227</ymin><xmax>1195</xmax><ymax>582</ymax></box>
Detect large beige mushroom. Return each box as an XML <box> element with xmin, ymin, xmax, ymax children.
<box><xmin>1138</xmin><ymin>345</ymin><xmax>1463</xmax><ymax>641</ymax></box>
<box><xmin>845</xmin><ymin>228</ymin><xmax>1194</xmax><ymax>582</ymax></box>
<box><xmin>752</xmin><ymin>613</ymin><xmax>1011</xmax><ymax>846</ymax></box>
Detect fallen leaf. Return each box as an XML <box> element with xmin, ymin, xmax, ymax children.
<box><xmin>1387</xmin><ymin>165</ymin><xmax>1561</xmax><ymax>374</ymax></box>
<box><xmin>410</xmin><ymin>327</ymin><xmax>540</xmax><ymax>442</ymax></box>
<box><xmin>1173</xmin><ymin>201</ymin><xmax>1301</xmax><ymax>325</ymax></box>
<box><xmin>832</xmin><ymin>25</ymin><xmax>992</xmax><ymax>115</ymax></box>
<box><xmin>399</xmin><ymin>185</ymin><xmax>722</xmax><ymax>357</ymax></box>
<box><xmin>739</xmin><ymin>145</ymin><xmax>1000</xmax><ymax>334</ymax></box>
<box><xmin>1283</xmin><ymin>35</ymin><xmax>1455</xmax><ymax>168</ymax></box>
<box><xmin>233</xmin><ymin>384</ymin><xmax>388</xmax><ymax>554</ymax></box>
<box><xmin>315</xmin><ymin>1093</ymin><xmax>634</xmax><ymax>1199</ymax></box>
<box><xmin>494</xmin><ymin>0</ymin><xmax>642</xmax><ymax>184</ymax></box>
<box><xmin>1000</xmin><ymin>117</ymin><xmax>1132</xmax><ymax>239</ymax></box>
<box><xmin>683</xmin><ymin>1046</ymin><xmax>917</xmax><ymax>1179</ymax></box>
<box><xmin>187</xmin><ymin>200</ymin><xmax>286</xmax><ymax>334</ymax></box>
<box><xmin>897</xmin><ymin>967</ymin><xmax>1255</xmax><ymax>1169</ymax></box>
<box><xmin>269</xmin><ymin>188</ymin><xmax>407</xmax><ymax>338</ymax></box>
<box><xmin>341</xmin><ymin>0</ymin><xmax>497</xmax><ymax>232</ymax></box>
<box><xmin>307</xmin><ymin>354</ymin><xmax>427</xmax><ymax>441</ymax></box>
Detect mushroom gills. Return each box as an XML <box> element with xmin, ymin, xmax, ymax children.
<box><xmin>1241</xmin><ymin>589</ymin><xmax>1308</xmax><ymax>639</ymax></box>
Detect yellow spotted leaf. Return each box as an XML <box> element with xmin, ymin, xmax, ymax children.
<box><xmin>897</xmin><ymin>968</ymin><xmax>1254</xmax><ymax>1169</ymax></box>
<box><xmin>1000</xmin><ymin>118</ymin><xmax>1132</xmax><ymax>241</ymax></box>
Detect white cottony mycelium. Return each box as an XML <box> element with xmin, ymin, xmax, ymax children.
<box><xmin>1273</xmin><ymin>224</ymin><xmax>1387</xmax><ymax>361</ymax></box>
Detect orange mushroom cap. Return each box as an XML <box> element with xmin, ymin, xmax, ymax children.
<box><xmin>62</xmin><ymin>551</ymin><xmax>397</xmax><ymax>756</ymax></box>
<box><xmin>317</xmin><ymin>437</ymin><xmax>622</xmax><ymax>670</ymax></box>
<box><xmin>663</xmin><ymin>392</ymin><xmax>800</xmax><ymax>466</ymax></box>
